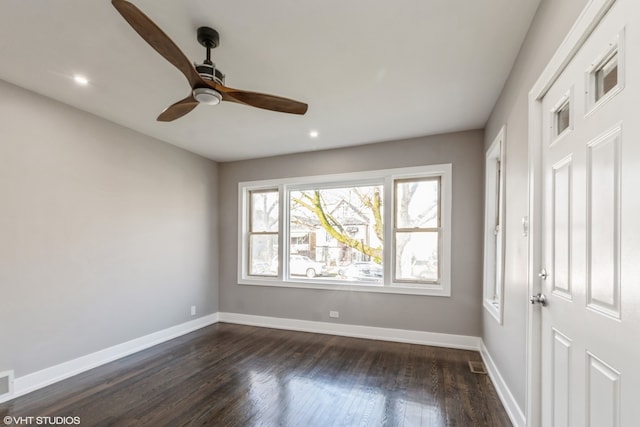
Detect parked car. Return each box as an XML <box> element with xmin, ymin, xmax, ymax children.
<box><xmin>338</xmin><ymin>262</ymin><xmax>383</xmax><ymax>282</ymax></box>
<box><xmin>279</xmin><ymin>255</ymin><xmax>327</xmax><ymax>278</ymax></box>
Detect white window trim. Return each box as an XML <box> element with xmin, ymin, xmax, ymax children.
<box><xmin>237</xmin><ymin>164</ymin><xmax>452</xmax><ymax>297</ymax></box>
<box><xmin>483</xmin><ymin>126</ymin><xmax>506</xmax><ymax>323</ymax></box>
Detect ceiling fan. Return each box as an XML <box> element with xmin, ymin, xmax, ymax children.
<box><xmin>111</xmin><ymin>0</ymin><xmax>308</xmax><ymax>121</ymax></box>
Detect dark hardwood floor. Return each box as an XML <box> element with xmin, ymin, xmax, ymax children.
<box><xmin>0</xmin><ymin>323</ymin><xmax>511</xmax><ymax>426</ymax></box>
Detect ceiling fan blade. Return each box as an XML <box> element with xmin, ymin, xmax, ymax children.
<box><xmin>112</xmin><ymin>0</ymin><xmax>203</xmax><ymax>88</ymax></box>
<box><xmin>211</xmin><ymin>83</ymin><xmax>308</xmax><ymax>115</ymax></box>
<box><xmin>157</xmin><ymin>95</ymin><xmax>199</xmax><ymax>122</ymax></box>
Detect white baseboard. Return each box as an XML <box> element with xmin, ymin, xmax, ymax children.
<box><xmin>1</xmin><ymin>313</ymin><xmax>219</xmax><ymax>404</ymax></box>
<box><xmin>480</xmin><ymin>341</ymin><xmax>526</xmax><ymax>427</ymax></box>
<box><xmin>218</xmin><ymin>312</ymin><xmax>481</xmax><ymax>350</ymax></box>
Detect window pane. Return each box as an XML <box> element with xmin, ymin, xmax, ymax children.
<box><xmin>250</xmin><ymin>191</ymin><xmax>279</xmax><ymax>232</ymax></box>
<box><xmin>395</xmin><ymin>179</ymin><xmax>439</xmax><ymax>228</ymax></box>
<box><xmin>556</xmin><ymin>101</ymin><xmax>570</xmax><ymax>135</ymax></box>
<box><xmin>596</xmin><ymin>53</ymin><xmax>618</xmax><ymax>101</ymax></box>
<box><xmin>290</xmin><ymin>185</ymin><xmax>383</xmax><ymax>282</ymax></box>
<box><xmin>249</xmin><ymin>234</ymin><xmax>278</xmax><ymax>276</ymax></box>
<box><xmin>395</xmin><ymin>231</ymin><xmax>438</xmax><ymax>282</ymax></box>
<box><xmin>494</xmin><ymin>159</ymin><xmax>501</xmax><ymax>226</ymax></box>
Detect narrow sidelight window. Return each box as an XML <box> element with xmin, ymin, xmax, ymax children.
<box><xmin>483</xmin><ymin>127</ymin><xmax>505</xmax><ymax>323</ymax></box>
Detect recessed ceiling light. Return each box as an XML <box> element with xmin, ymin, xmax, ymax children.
<box><xmin>309</xmin><ymin>130</ymin><xmax>319</xmax><ymax>138</ymax></box>
<box><xmin>73</xmin><ymin>75</ymin><xmax>89</xmax><ymax>86</ymax></box>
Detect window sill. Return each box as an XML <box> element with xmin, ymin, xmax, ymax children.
<box><xmin>238</xmin><ymin>277</ymin><xmax>451</xmax><ymax>297</ymax></box>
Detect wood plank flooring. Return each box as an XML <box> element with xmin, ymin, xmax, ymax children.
<box><xmin>0</xmin><ymin>323</ymin><xmax>512</xmax><ymax>426</ymax></box>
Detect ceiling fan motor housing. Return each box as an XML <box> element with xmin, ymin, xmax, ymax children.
<box><xmin>195</xmin><ymin>63</ymin><xmax>225</xmax><ymax>86</ymax></box>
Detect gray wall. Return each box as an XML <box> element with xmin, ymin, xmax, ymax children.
<box><xmin>482</xmin><ymin>0</ymin><xmax>588</xmax><ymax>410</ymax></box>
<box><xmin>219</xmin><ymin>130</ymin><xmax>485</xmax><ymax>336</ymax></box>
<box><xmin>0</xmin><ymin>80</ymin><xmax>219</xmax><ymax>377</ymax></box>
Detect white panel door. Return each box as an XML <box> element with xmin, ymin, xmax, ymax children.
<box><xmin>539</xmin><ymin>0</ymin><xmax>640</xmax><ymax>425</ymax></box>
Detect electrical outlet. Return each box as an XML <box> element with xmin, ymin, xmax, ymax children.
<box><xmin>329</xmin><ymin>311</ymin><xmax>339</xmax><ymax>318</ymax></box>
<box><xmin>191</xmin><ymin>305</ymin><xmax>196</xmax><ymax>316</ymax></box>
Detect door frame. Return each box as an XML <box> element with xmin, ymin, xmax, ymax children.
<box><xmin>526</xmin><ymin>0</ymin><xmax>618</xmax><ymax>425</ymax></box>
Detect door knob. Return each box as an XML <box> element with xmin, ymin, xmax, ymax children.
<box><xmin>530</xmin><ymin>293</ymin><xmax>547</xmax><ymax>306</ymax></box>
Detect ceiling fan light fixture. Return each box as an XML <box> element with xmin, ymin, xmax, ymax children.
<box><xmin>193</xmin><ymin>87</ymin><xmax>222</xmax><ymax>105</ymax></box>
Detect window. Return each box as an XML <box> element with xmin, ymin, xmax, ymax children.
<box><xmin>289</xmin><ymin>184</ymin><xmax>384</xmax><ymax>282</ymax></box>
<box><xmin>586</xmin><ymin>29</ymin><xmax>625</xmax><ymax>115</ymax></box>
<box><xmin>483</xmin><ymin>127</ymin><xmax>505</xmax><ymax>323</ymax></box>
<box><xmin>555</xmin><ymin>100</ymin><xmax>571</xmax><ymax>136</ymax></box>
<box><xmin>239</xmin><ymin>164</ymin><xmax>452</xmax><ymax>296</ymax></box>
<box><xmin>394</xmin><ymin>178</ymin><xmax>440</xmax><ymax>283</ymax></box>
<box><xmin>550</xmin><ymin>88</ymin><xmax>573</xmax><ymax>143</ymax></box>
<box><xmin>248</xmin><ymin>190</ymin><xmax>279</xmax><ymax>276</ymax></box>
<box><xmin>595</xmin><ymin>52</ymin><xmax>618</xmax><ymax>101</ymax></box>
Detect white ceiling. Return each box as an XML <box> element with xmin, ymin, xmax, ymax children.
<box><xmin>0</xmin><ymin>0</ymin><xmax>540</xmax><ymax>162</ymax></box>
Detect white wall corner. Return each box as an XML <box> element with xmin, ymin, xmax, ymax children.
<box><xmin>5</xmin><ymin>313</ymin><xmax>219</xmax><ymax>404</ymax></box>
<box><xmin>480</xmin><ymin>340</ymin><xmax>526</xmax><ymax>427</ymax></box>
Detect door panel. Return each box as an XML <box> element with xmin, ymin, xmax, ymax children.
<box><xmin>552</xmin><ymin>329</ymin><xmax>571</xmax><ymax>427</ymax></box>
<box><xmin>539</xmin><ymin>0</ymin><xmax>640</xmax><ymax>425</ymax></box>
<box><xmin>586</xmin><ymin>128</ymin><xmax>621</xmax><ymax>318</ymax></box>
<box><xmin>586</xmin><ymin>352</ymin><xmax>620</xmax><ymax>427</ymax></box>
<box><xmin>552</xmin><ymin>157</ymin><xmax>573</xmax><ymax>299</ymax></box>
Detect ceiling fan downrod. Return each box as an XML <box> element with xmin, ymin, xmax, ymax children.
<box><xmin>194</xmin><ymin>27</ymin><xmax>225</xmax><ymax>86</ymax></box>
